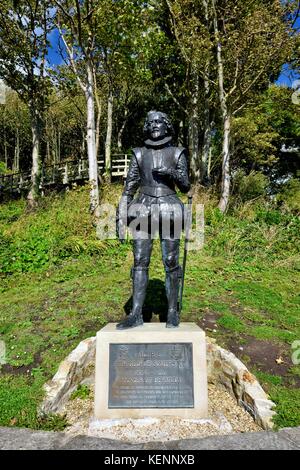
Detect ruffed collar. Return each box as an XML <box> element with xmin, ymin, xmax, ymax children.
<box><xmin>144</xmin><ymin>135</ymin><xmax>173</xmax><ymax>148</ymax></box>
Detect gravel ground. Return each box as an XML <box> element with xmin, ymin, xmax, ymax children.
<box><xmin>61</xmin><ymin>383</ymin><xmax>261</xmax><ymax>443</ymax></box>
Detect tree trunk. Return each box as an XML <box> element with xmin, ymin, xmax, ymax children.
<box><xmin>4</xmin><ymin>126</ymin><xmax>8</xmax><ymax>169</ymax></box>
<box><xmin>178</xmin><ymin>120</ymin><xmax>184</xmax><ymax>146</ymax></box>
<box><xmin>13</xmin><ymin>127</ymin><xmax>20</xmax><ymax>172</ymax></box>
<box><xmin>201</xmin><ymin>0</ymin><xmax>211</xmax><ymax>185</ymax></box>
<box><xmin>207</xmin><ymin>144</ymin><xmax>212</xmax><ymax>181</ymax></box>
<box><xmin>54</xmin><ymin>128</ymin><xmax>58</xmax><ymax>164</ymax></box>
<box><xmin>218</xmin><ymin>114</ymin><xmax>231</xmax><ymax>213</ymax></box>
<box><xmin>105</xmin><ymin>89</ymin><xmax>113</xmax><ymax>183</ymax></box>
<box><xmin>46</xmin><ymin>136</ymin><xmax>50</xmax><ymax>164</ymax></box>
<box><xmin>95</xmin><ymin>87</ymin><xmax>102</xmax><ymax>162</ymax></box>
<box><xmin>117</xmin><ymin>108</ymin><xmax>128</xmax><ymax>151</ymax></box>
<box><xmin>201</xmin><ymin>82</ymin><xmax>211</xmax><ymax>185</ymax></box>
<box><xmin>58</xmin><ymin>130</ymin><xmax>61</xmax><ymax>163</ymax></box>
<box><xmin>188</xmin><ymin>67</ymin><xmax>200</xmax><ymax>181</ymax></box>
<box><xmin>81</xmin><ymin>129</ymin><xmax>85</xmax><ymax>160</ymax></box>
<box><xmin>213</xmin><ymin>0</ymin><xmax>231</xmax><ymax>213</ymax></box>
<box><xmin>27</xmin><ymin>104</ymin><xmax>42</xmax><ymax>208</ymax></box>
<box><xmin>86</xmin><ymin>62</ymin><xmax>100</xmax><ymax>216</ymax></box>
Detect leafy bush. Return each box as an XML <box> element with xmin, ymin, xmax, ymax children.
<box><xmin>232</xmin><ymin>170</ymin><xmax>269</xmax><ymax>203</ymax></box>
<box><xmin>0</xmin><ymin>162</ymin><xmax>7</xmax><ymax>175</ymax></box>
<box><xmin>277</xmin><ymin>178</ymin><xmax>300</xmax><ymax>213</ymax></box>
<box><xmin>255</xmin><ymin>208</ymin><xmax>283</xmax><ymax>225</ymax></box>
<box><xmin>0</xmin><ymin>186</ymin><xmax>119</xmax><ymax>274</ymax></box>
<box><xmin>70</xmin><ymin>384</ymin><xmax>90</xmax><ymax>400</ymax></box>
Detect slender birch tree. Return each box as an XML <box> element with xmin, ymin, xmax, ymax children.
<box><xmin>0</xmin><ymin>0</ymin><xmax>52</xmax><ymax>207</ymax></box>
<box><xmin>54</xmin><ymin>0</ymin><xmax>101</xmax><ymax>216</ymax></box>
<box><xmin>164</xmin><ymin>0</ymin><xmax>294</xmax><ymax>211</ymax></box>
<box><xmin>211</xmin><ymin>0</ymin><xmax>293</xmax><ymax>212</ymax></box>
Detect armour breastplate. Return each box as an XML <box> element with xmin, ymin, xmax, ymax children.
<box><xmin>133</xmin><ymin>145</ymin><xmax>182</xmax><ymax>197</ymax></box>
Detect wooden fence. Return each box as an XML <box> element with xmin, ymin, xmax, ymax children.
<box><xmin>0</xmin><ymin>154</ymin><xmax>130</xmax><ymax>195</ymax></box>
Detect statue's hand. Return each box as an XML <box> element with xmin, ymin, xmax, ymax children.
<box><xmin>152</xmin><ymin>167</ymin><xmax>172</xmax><ymax>177</ymax></box>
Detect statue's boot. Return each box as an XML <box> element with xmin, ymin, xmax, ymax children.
<box><xmin>165</xmin><ymin>266</ymin><xmax>181</xmax><ymax>328</ymax></box>
<box><xmin>116</xmin><ymin>267</ymin><xmax>148</xmax><ymax>329</ymax></box>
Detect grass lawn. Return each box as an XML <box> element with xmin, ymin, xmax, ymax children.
<box><xmin>0</xmin><ymin>184</ymin><xmax>299</xmax><ymax>430</ymax></box>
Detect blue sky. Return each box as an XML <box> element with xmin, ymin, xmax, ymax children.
<box><xmin>276</xmin><ymin>13</ymin><xmax>300</xmax><ymax>86</ymax></box>
<box><xmin>276</xmin><ymin>64</ymin><xmax>299</xmax><ymax>87</ymax></box>
<box><xmin>47</xmin><ymin>29</ymin><xmax>63</xmax><ymax>66</ymax></box>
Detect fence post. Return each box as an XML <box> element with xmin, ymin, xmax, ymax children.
<box><xmin>63</xmin><ymin>162</ymin><xmax>69</xmax><ymax>185</ymax></box>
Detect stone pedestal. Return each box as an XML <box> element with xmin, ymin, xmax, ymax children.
<box><xmin>94</xmin><ymin>322</ymin><xmax>208</xmax><ymax>419</ymax></box>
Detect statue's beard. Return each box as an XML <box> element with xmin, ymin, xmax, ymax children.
<box><xmin>150</xmin><ymin>130</ymin><xmax>164</xmax><ymax>140</ymax></box>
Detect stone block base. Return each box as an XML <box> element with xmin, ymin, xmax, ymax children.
<box><xmin>94</xmin><ymin>322</ymin><xmax>208</xmax><ymax>419</ymax></box>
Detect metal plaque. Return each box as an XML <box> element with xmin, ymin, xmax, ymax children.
<box><xmin>108</xmin><ymin>343</ymin><xmax>194</xmax><ymax>408</ymax></box>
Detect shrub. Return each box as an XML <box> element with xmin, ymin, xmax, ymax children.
<box><xmin>277</xmin><ymin>178</ymin><xmax>300</xmax><ymax>213</ymax></box>
<box><xmin>0</xmin><ymin>162</ymin><xmax>7</xmax><ymax>175</ymax></box>
<box><xmin>70</xmin><ymin>384</ymin><xmax>90</xmax><ymax>400</ymax></box>
<box><xmin>232</xmin><ymin>170</ymin><xmax>269</xmax><ymax>203</ymax></box>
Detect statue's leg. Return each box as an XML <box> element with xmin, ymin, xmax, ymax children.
<box><xmin>116</xmin><ymin>238</ymin><xmax>153</xmax><ymax>329</ymax></box>
<box><xmin>161</xmin><ymin>238</ymin><xmax>181</xmax><ymax>328</ymax></box>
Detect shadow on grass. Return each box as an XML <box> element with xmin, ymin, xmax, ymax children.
<box><xmin>123</xmin><ymin>278</ymin><xmax>168</xmax><ymax>323</ymax></box>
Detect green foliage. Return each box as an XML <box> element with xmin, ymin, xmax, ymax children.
<box><xmin>61</xmin><ymin>325</ymin><xmax>80</xmax><ymax>339</ymax></box>
<box><xmin>254</xmin><ymin>370</ymin><xmax>283</xmax><ymax>387</ymax></box>
<box><xmin>0</xmin><ymin>186</ymin><xmax>299</xmax><ymax>431</ymax></box>
<box><xmin>0</xmin><ymin>186</ymin><xmax>126</xmax><ymax>274</ymax></box>
<box><xmin>232</xmin><ymin>115</ymin><xmax>279</xmax><ymax>170</ymax></box>
<box><xmin>0</xmin><ymin>374</ymin><xmax>67</xmax><ymax>430</ymax></box>
<box><xmin>35</xmin><ymin>413</ymin><xmax>69</xmax><ymax>432</ymax></box>
<box><xmin>270</xmin><ymin>388</ymin><xmax>300</xmax><ymax>428</ymax></box>
<box><xmin>70</xmin><ymin>385</ymin><xmax>90</xmax><ymax>400</ymax></box>
<box><xmin>217</xmin><ymin>313</ymin><xmax>245</xmax><ymax>332</ymax></box>
<box><xmin>233</xmin><ymin>85</ymin><xmax>300</xmax><ymax>179</ymax></box>
<box><xmin>232</xmin><ymin>170</ymin><xmax>269</xmax><ymax>202</ymax></box>
<box><xmin>255</xmin><ymin>368</ymin><xmax>300</xmax><ymax>429</ymax></box>
<box><xmin>277</xmin><ymin>178</ymin><xmax>300</xmax><ymax>214</ymax></box>
<box><xmin>0</xmin><ymin>91</ymin><xmax>31</xmax><ymax>172</ymax></box>
<box><xmin>204</xmin><ymin>201</ymin><xmax>300</xmax><ymax>262</ymax></box>
<box><xmin>0</xmin><ymin>162</ymin><xmax>7</xmax><ymax>174</ymax></box>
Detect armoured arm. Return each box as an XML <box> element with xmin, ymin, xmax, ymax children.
<box><xmin>122</xmin><ymin>152</ymin><xmax>141</xmax><ymax>202</ymax></box>
<box><xmin>170</xmin><ymin>151</ymin><xmax>191</xmax><ymax>193</ymax></box>
<box><xmin>116</xmin><ymin>152</ymin><xmax>141</xmax><ymax>242</ymax></box>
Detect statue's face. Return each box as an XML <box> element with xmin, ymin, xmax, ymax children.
<box><xmin>146</xmin><ymin>112</ymin><xmax>167</xmax><ymax>140</ymax></box>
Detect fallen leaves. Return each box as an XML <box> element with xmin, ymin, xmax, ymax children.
<box><xmin>275</xmin><ymin>356</ymin><xmax>284</xmax><ymax>365</ymax></box>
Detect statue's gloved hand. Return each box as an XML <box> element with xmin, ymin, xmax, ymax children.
<box><xmin>152</xmin><ymin>167</ymin><xmax>175</xmax><ymax>178</ymax></box>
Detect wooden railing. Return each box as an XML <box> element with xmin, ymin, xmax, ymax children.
<box><xmin>0</xmin><ymin>154</ymin><xmax>130</xmax><ymax>194</ymax></box>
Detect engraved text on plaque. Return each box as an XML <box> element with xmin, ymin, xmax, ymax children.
<box><xmin>108</xmin><ymin>343</ymin><xmax>194</xmax><ymax>408</ymax></box>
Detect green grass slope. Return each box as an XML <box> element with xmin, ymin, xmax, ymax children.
<box><xmin>0</xmin><ymin>184</ymin><xmax>299</xmax><ymax>429</ymax></box>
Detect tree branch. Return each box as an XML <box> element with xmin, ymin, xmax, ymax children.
<box><xmin>53</xmin><ymin>0</ymin><xmax>77</xmax><ymax>32</ymax></box>
<box><xmin>56</xmin><ymin>22</ymin><xmax>86</xmax><ymax>94</ymax></box>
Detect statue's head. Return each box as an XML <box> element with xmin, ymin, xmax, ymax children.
<box><xmin>143</xmin><ymin>110</ymin><xmax>174</xmax><ymax>141</ymax></box>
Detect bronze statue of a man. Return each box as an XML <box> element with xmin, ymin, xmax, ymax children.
<box><xmin>116</xmin><ymin>110</ymin><xmax>190</xmax><ymax>329</ymax></box>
